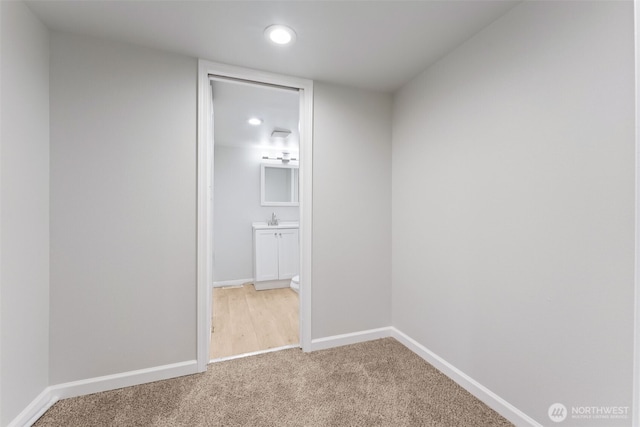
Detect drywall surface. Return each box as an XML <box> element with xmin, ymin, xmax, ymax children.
<box><xmin>213</xmin><ymin>145</ymin><xmax>299</xmax><ymax>282</ymax></box>
<box><xmin>0</xmin><ymin>2</ymin><xmax>50</xmax><ymax>425</ymax></box>
<box><xmin>312</xmin><ymin>82</ymin><xmax>392</xmax><ymax>339</ymax></box>
<box><xmin>50</xmin><ymin>33</ymin><xmax>197</xmax><ymax>383</ymax></box>
<box><xmin>392</xmin><ymin>2</ymin><xmax>634</xmax><ymax>425</ymax></box>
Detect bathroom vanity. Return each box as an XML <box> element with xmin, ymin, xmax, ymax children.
<box><xmin>252</xmin><ymin>222</ymin><xmax>299</xmax><ymax>290</ymax></box>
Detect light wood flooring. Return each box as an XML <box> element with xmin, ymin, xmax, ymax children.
<box><xmin>210</xmin><ymin>283</ymin><xmax>299</xmax><ymax>359</ymax></box>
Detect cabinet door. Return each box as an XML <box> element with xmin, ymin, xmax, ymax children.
<box><xmin>255</xmin><ymin>230</ymin><xmax>279</xmax><ymax>282</ymax></box>
<box><xmin>278</xmin><ymin>229</ymin><xmax>299</xmax><ymax>280</ymax></box>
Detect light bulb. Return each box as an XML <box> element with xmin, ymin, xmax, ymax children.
<box><xmin>264</xmin><ymin>25</ymin><xmax>296</xmax><ymax>45</ymax></box>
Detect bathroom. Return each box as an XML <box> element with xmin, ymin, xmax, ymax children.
<box><xmin>210</xmin><ymin>78</ymin><xmax>301</xmax><ymax>360</ymax></box>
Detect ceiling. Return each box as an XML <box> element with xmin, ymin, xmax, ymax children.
<box><xmin>26</xmin><ymin>0</ymin><xmax>519</xmax><ymax>93</ymax></box>
<box><xmin>211</xmin><ymin>79</ymin><xmax>299</xmax><ymax>152</ymax></box>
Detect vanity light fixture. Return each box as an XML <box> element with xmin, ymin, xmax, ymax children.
<box><xmin>262</xmin><ymin>152</ymin><xmax>298</xmax><ymax>164</ymax></box>
<box><xmin>264</xmin><ymin>25</ymin><xmax>296</xmax><ymax>45</ymax></box>
<box><xmin>248</xmin><ymin>117</ymin><xmax>263</xmax><ymax>126</ymax></box>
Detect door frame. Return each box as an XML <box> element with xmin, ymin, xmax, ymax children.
<box><xmin>634</xmin><ymin>1</ymin><xmax>640</xmax><ymax>424</ymax></box>
<box><xmin>196</xmin><ymin>59</ymin><xmax>313</xmax><ymax>371</ymax></box>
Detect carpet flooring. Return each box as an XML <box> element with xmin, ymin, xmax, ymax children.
<box><xmin>34</xmin><ymin>338</ymin><xmax>513</xmax><ymax>426</ymax></box>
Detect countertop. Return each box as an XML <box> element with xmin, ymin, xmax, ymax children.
<box><xmin>252</xmin><ymin>221</ymin><xmax>299</xmax><ymax>230</ymax></box>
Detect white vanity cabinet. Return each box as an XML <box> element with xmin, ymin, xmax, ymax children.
<box><xmin>252</xmin><ymin>223</ymin><xmax>299</xmax><ymax>290</ymax></box>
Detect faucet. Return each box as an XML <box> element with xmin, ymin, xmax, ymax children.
<box><xmin>268</xmin><ymin>212</ymin><xmax>279</xmax><ymax>226</ymax></box>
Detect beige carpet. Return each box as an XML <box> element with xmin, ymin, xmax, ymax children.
<box><xmin>34</xmin><ymin>338</ymin><xmax>513</xmax><ymax>426</ymax></box>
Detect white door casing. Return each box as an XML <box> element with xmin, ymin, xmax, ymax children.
<box><xmin>197</xmin><ymin>59</ymin><xmax>313</xmax><ymax>371</ymax></box>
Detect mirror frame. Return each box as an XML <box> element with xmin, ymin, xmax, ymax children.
<box><xmin>260</xmin><ymin>163</ymin><xmax>299</xmax><ymax>207</ymax></box>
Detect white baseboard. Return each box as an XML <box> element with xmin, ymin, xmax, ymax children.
<box><xmin>50</xmin><ymin>360</ymin><xmax>198</xmax><ymax>400</ymax></box>
<box><xmin>390</xmin><ymin>328</ymin><xmax>541</xmax><ymax>427</ymax></box>
<box><xmin>310</xmin><ymin>326</ymin><xmax>393</xmax><ymax>351</ymax></box>
<box><xmin>10</xmin><ymin>360</ymin><xmax>199</xmax><ymax>427</ymax></box>
<box><xmin>212</xmin><ymin>278</ymin><xmax>253</xmax><ymax>288</ymax></box>
<box><xmin>7</xmin><ymin>388</ymin><xmax>57</xmax><ymax>427</ymax></box>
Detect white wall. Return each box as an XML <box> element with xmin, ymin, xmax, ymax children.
<box><xmin>392</xmin><ymin>2</ymin><xmax>634</xmax><ymax>425</ymax></box>
<box><xmin>50</xmin><ymin>33</ymin><xmax>197</xmax><ymax>383</ymax></box>
<box><xmin>213</xmin><ymin>145</ymin><xmax>298</xmax><ymax>282</ymax></box>
<box><xmin>0</xmin><ymin>2</ymin><xmax>50</xmax><ymax>425</ymax></box>
<box><xmin>312</xmin><ymin>82</ymin><xmax>392</xmax><ymax>339</ymax></box>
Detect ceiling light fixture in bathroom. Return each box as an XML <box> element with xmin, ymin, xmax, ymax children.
<box><xmin>264</xmin><ymin>25</ymin><xmax>296</xmax><ymax>45</ymax></box>
<box><xmin>248</xmin><ymin>117</ymin><xmax>263</xmax><ymax>126</ymax></box>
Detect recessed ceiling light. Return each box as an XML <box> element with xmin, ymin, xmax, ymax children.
<box><xmin>264</xmin><ymin>25</ymin><xmax>296</xmax><ymax>45</ymax></box>
<box><xmin>248</xmin><ymin>117</ymin><xmax>263</xmax><ymax>126</ymax></box>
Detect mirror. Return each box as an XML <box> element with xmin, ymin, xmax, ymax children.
<box><xmin>261</xmin><ymin>163</ymin><xmax>299</xmax><ymax>206</ymax></box>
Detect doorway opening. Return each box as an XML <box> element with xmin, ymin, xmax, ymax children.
<box><xmin>196</xmin><ymin>60</ymin><xmax>313</xmax><ymax>370</ymax></box>
<box><xmin>209</xmin><ymin>77</ymin><xmax>300</xmax><ymax>360</ymax></box>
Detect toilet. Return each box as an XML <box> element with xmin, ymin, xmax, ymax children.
<box><xmin>290</xmin><ymin>275</ymin><xmax>300</xmax><ymax>293</ymax></box>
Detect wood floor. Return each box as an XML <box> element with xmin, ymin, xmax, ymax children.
<box><xmin>210</xmin><ymin>283</ymin><xmax>299</xmax><ymax>359</ymax></box>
